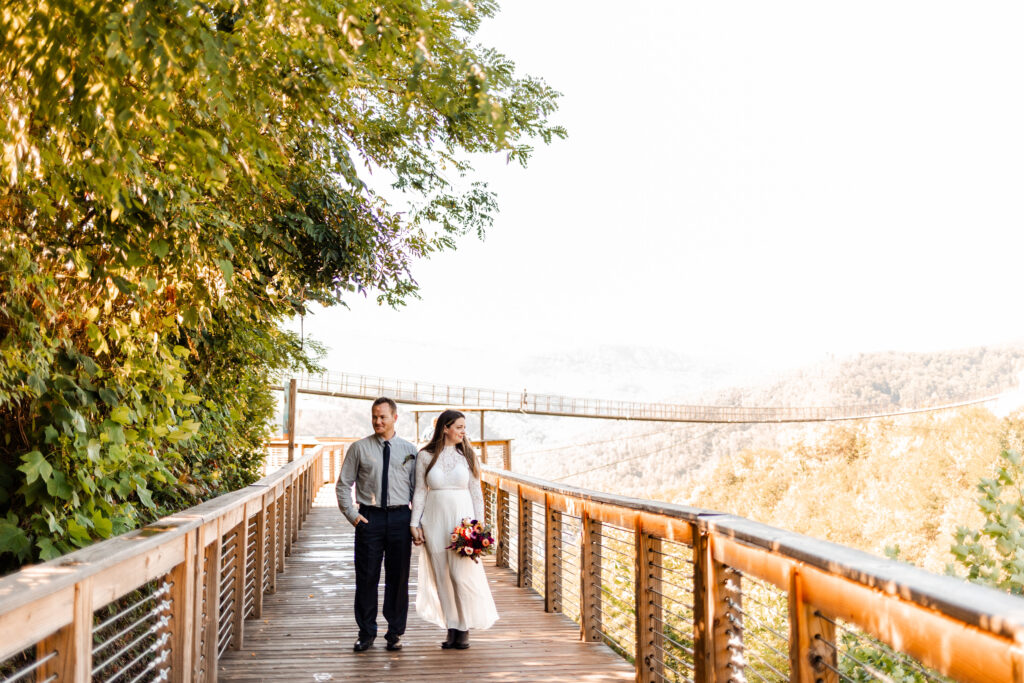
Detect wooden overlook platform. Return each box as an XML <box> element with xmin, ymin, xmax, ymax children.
<box><xmin>216</xmin><ymin>486</ymin><xmax>633</xmax><ymax>682</ymax></box>
<box><xmin>1</xmin><ymin>440</ymin><xmax>1024</xmax><ymax>683</ymax></box>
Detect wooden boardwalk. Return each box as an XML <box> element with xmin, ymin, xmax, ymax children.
<box><xmin>218</xmin><ymin>486</ymin><xmax>634</xmax><ymax>682</ymax></box>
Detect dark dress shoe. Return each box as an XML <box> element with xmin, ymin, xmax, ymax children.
<box><xmin>352</xmin><ymin>637</ymin><xmax>375</xmax><ymax>652</ymax></box>
<box><xmin>384</xmin><ymin>634</ymin><xmax>402</xmax><ymax>651</ymax></box>
<box><xmin>452</xmin><ymin>629</ymin><xmax>470</xmax><ymax>649</ymax></box>
<box><xmin>440</xmin><ymin>628</ymin><xmax>457</xmax><ymax>649</ymax></box>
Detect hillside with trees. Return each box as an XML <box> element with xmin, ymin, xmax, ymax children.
<box><xmin>673</xmin><ymin>407</ymin><xmax>1024</xmax><ymax>572</ymax></box>
<box><xmin>510</xmin><ymin>344</ymin><xmax>1024</xmax><ymax>498</ymax></box>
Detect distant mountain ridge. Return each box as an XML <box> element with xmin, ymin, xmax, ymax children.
<box><xmin>505</xmin><ymin>343</ymin><xmax>1024</xmax><ymax>497</ymax></box>
<box><xmin>708</xmin><ymin>345</ymin><xmax>1024</xmax><ymax>409</ymax></box>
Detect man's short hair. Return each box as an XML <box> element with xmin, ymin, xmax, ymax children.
<box><xmin>372</xmin><ymin>397</ymin><xmax>398</xmax><ymax>415</ymax></box>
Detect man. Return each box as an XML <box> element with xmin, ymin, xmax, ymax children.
<box><xmin>336</xmin><ymin>397</ymin><xmax>420</xmax><ymax>652</ymax></box>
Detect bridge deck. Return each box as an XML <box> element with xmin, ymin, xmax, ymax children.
<box><xmin>217</xmin><ymin>486</ymin><xmax>634</xmax><ymax>682</ymax></box>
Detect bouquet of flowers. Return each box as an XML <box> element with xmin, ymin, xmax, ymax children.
<box><xmin>446</xmin><ymin>518</ymin><xmax>495</xmax><ymax>563</ymax></box>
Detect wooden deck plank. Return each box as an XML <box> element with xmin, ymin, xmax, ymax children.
<box><xmin>218</xmin><ymin>486</ymin><xmax>635</xmax><ymax>682</ymax></box>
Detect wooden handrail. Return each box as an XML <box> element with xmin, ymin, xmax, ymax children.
<box><xmin>481</xmin><ymin>466</ymin><xmax>1024</xmax><ymax>683</ymax></box>
<box><xmin>0</xmin><ymin>442</ymin><xmax>346</xmax><ymax>683</ymax></box>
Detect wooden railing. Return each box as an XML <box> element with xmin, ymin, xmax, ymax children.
<box><xmin>0</xmin><ymin>442</ymin><xmax>345</xmax><ymax>683</ymax></box>
<box><xmin>481</xmin><ymin>467</ymin><xmax>1024</xmax><ymax>683</ymax></box>
<box><xmin>264</xmin><ymin>437</ymin><xmax>357</xmax><ymax>478</ymax></box>
<box><xmin>7</xmin><ymin>433</ymin><xmax>1015</xmax><ymax>683</ymax></box>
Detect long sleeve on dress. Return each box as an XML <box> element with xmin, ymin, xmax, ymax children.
<box><xmin>410</xmin><ymin>451</ymin><xmax>429</xmax><ymax>528</ymax></box>
<box><xmin>468</xmin><ymin>467</ymin><xmax>484</xmax><ymax>522</ymax></box>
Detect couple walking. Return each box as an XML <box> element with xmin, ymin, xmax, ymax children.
<box><xmin>335</xmin><ymin>397</ymin><xmax>499</xmax><ymax>652</ymax></box>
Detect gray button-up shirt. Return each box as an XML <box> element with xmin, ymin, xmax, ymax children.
<box><xmin>335</xmin><ymin>434</ymin><xmax>418</xmax><ymax>525</ymax></box>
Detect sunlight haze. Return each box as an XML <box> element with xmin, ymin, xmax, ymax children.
<box><xmin>295</xmin><ymin>1</ymin><xmax>1024</xmax><ymax>393</ymax></box>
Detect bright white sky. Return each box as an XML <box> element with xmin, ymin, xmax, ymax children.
<box><xmin>295</xmin><ymin>1</ymin><xmax>1024</xmax><ymax>392</ymax></box>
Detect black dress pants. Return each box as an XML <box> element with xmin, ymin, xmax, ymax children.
<box><xmin>353</xmin><ymin>505</ymin><xmax>412</xmax><ymax>639</ymax></box>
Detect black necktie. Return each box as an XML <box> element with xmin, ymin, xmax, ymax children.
<box><xmin>381</xmin><ymin>441</ymin><xmax>390</xmax><ymax>508</ymax></box>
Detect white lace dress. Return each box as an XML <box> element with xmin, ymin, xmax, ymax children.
<box><xmin>410</xmin><ymin>446</ymin><xmax>499</xmax><ymax>631</ymax></box>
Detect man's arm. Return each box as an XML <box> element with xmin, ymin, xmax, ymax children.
<box><xmin>336</xmin><ymin>444</ymin><xmax>367</xmax><ymax>526</ymax></box>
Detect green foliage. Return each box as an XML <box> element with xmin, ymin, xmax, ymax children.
<box><xmin>838</xmin><ymin>631</ymin><xmax>950</xmax><ymax>682</ymax></box>
<box><xmin>948</xmin><ymin>449</ymin><xmax>1024</xmax><ymax>594</ymax></box>
<box><xmin>0</xmin><ymin>0</ymin><xmax>562</xmax><ymax>571</ymax></box>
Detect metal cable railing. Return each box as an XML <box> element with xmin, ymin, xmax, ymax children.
<box><xmin>91</xmin><ymin>578</ymin><xmax>173</xmax><ymax>683</ymax></box>
<box><xmin>483</xmin><ymin>465</ymin><xmax>1024</xmax><ymax>683</ymax></box>
<box><xmin>0</xmin><ymin>442</ymin><xmax>339</xmax><ymax>683</ymax></box>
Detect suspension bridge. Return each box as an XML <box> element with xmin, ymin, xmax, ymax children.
<box><xmin>283</xmin><ymin>371</ymin><xmax>1015</xmax><ymax>423</ymax></box>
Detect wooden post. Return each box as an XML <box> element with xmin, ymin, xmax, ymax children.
<box><xmin>293</xmin><ymin>475</ymin><xmax>301</xmax><ymax>538</ymax></box>
<box><xmin>230</xmin><ymin>521</ymin><xmax>247</xmax><ymax>650</ymax></box>
<box><xmin>169</xmin><ymin>532</ymin><xmax>196</xmax><ymax>683</ymax></box>
<box><xmin>300</xmin><ymin>471</ymin><xmax>307</xmax><ymax>525</ymax></box>
<box><xmin>191</xmin><ymin>528</ymin><xmax>209</xmax><ymax>683</ymax></box>
<box><xmin>291</xmin><ymin>476</ymin><xmax>300</xmax><ymax>542</ymax></box>
<box><xmin>277</xmin><ymin>490</ymin><xmax>287</xmax><ymax>572</ymax></box>
<box><xmin>693</xmin><ymin>527</ymin><xmax>711</xmax><ymax>683</ymax></box>
<box><xmin>650</xmin><ymin>535</ymin><xmax>664</xmax><ymax>682</ymax></box>
<box><xmin>694</xmin><ymin>531</ymin><xmax>738</xmax><ymax>682</ymax></box>
<box><xmin>789</xmin><ymin>567</ymin><xmax>838</xmax><ymax>683</ymax></box>
<box><xmin>286</xmin><ymin>378</ymin><xmax>298</xmax><ymax>463</ymax></box>
<box><xmin>253</xmin><ymin>506</ymin><xmax>267</xmax><ymax>619</ymax></box>
<box><xmin>267</xmin><ymin>498</ymin><xmax>279</xmax><ymax>593</ymax></box>
<box><xmin>39</xmin><ymin>576</ymin><xmax>93</xmax><ymax>683</ymax></box>
<box><xmin>307</xmin><ymin>465</ymin><xmax>313</xmax><ymax>516</ymax></box>
<box><xmin>517</xmin><ymin>487</ymin><xmax>530</xmax><ymax>588</ymax></box>
<box><xmin>285</xmin><ymin>483</ymin><xmax>294</xmax><ymax>557</ymax></box>
<box><xmin>545</xmin><ymin>495</ymin><xmax>562</xmax><ymax>613</ymax></box>
<box><xmin>580</xmin><ymin>510</ymin><xmax>602</xmax><ymax>642</ymax></box>
<box><xmin>202</xmin><ymin>538</ymin><xmax>222</xmax><ymax>683</ymax></box>
<box><xmin>635</xmin><ymin>521</ymin><xmax>663</xmax><ymax>683</ymax></box>
<box><xmin>503</xmin><ymin>440</ymin><xmax>512</xmax><ymax>470</ymax></box>
<box><xmin>296</xmin><ymin>472</ymin><xmax>304</xmax><ymax>528</ymax></box>
<box><xmin>482</xmin><ymin>482</ymin><xmax>492</xmax><ymax>525</ymax></box>
<box><xmin>496</xmin><ymin>488</ymin><xmax>510</xmax><ymax>568</ymax></box>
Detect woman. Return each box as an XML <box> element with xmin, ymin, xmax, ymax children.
<box><xmin>410</xmin><ymin>410</ymin><xmax>499</xmax><ymax>649</ymax></box>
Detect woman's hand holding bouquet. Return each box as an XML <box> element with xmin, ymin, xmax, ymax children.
<box><xmin>446</xmin><ymin>518</ymin><xmax>495</xmax><ymax>563</ymax></box>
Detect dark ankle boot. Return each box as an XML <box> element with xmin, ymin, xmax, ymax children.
<box><xmin>441</xmin><ymin>628</ymin><xmax>457</xmax><ymax>649</ymax></box>
<box><xmin>453</xmin><ymin>629</ymin><xmax>470</xmax><ymax>649</ymax></box>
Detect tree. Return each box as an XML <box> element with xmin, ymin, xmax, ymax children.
<box><xmin>0</xmin><ymin>0</ymin><xmax>564</xmax><ymax>570</ymax></box>
<box><xmin>948</xmin><ymin>449</ymin><xmax>1024</xmax><ymax>594</ymax></box>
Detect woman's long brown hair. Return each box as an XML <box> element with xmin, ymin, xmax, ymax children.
<box><xmin>422</xmin><ymin>409</ymin><xmax>480</xmax><ymax>479</ymax></box>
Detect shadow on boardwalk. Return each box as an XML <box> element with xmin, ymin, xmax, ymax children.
<box><xmin>218</xmin><ymin>486</ymin><xmax>634</xmax><ymax>682</ymax></box>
